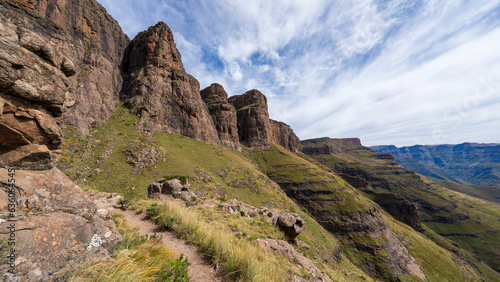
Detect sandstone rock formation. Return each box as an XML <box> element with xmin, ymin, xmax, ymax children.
<box><xmin>228</xmin><ymin>89</ymin><xmax>273</xmax><ymax>149</ymax></box>
<box><xmin>122</xmin><ymin>22</ymin><xmax>221</xmax><ymax>146</ymax></box>
<box><xmin>1</xmin><ymin>0</ymin><xmax>130</xmax><ymax>134</ymax></box>
<box><xmin>0</xmin><ymin>13</ymin><xmax>74</xmax><ymax>169</ymax></box>
<box><xmin>301</xmin><ymin>137</ymin><xmax>363</xmax><ymax>155</ymax></box>
<box><xmin>270</xmin><ymin>119</ymin><xmax>302</xmax><ymax>152</ymax></box>
<box><xmin>0</xmin><ymin>168</ymin><xmax>123</xmax><ymax>281</ymax></box>
<box><xmin>200</xmin><ymin>83</ymin><xmax>241</xmax><ymax>150</ymax></box>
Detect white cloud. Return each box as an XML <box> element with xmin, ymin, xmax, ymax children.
<box><xmin>100</xmin><ymin>0</ymin><xmax>500</xmax><ymax>146</ymax></box>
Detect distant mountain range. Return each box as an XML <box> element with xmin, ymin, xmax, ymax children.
<box><xmin>371</xmin><ymin>143</ymin><xmax>500</xmax><ymax>188</ymax></box>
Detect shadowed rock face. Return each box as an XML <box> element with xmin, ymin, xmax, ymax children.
<box><xmin>200</xmin><ymin>83</ymin><xmax>241</xmax><ymax>150</ymax></box>
<box><xmin>122</xmin><ymin>22</ymin><xmax>221</xmax><ymax>146</ymax></box>
<box><xmin>0</xmin><ymin>13</ymin><xmax>74</xmax><ymax>169</ymax></box>
<box><xmin>1</xmin><ymin>0</ymin><xmax>130</xmax><ymax>134</ymax></box>
<box><xmin>229</xmin><ymin>89</ymin><xmax>273</xmax><ymax>149</ymax></box>
<box><xmin>270</xmin><ymin>119</ymin><xmax>302</xmax><ymax>153</ymax></box>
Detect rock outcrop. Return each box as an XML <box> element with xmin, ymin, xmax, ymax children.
<box><xmin>148</xmin><ymin>178</ymin><xmax>196</xmax><ymax>201</ymax></box>
<box><xmin>228</xmin><ymin>89</ymin><xmax>273</xmax><ymax>149</ymax></box>
<box><xmin>0</xmin><ymin>168</ymin><xmax>123</xmax><ymax>281</ymax></box>
<box><xmin>200</xmin><ymin>83</ymin><xmax>241</xmax><ymax>150</ymax></box>
<box><xmin>0</xmin><ymin>13</ymin><xmax>74</xmax><ymax>169</ymax></box>
<box><xmin>270</xmin><ymin>119</ymin><xmax>302</xmax><ymax>152</ymax></box>
<box><xmin>1</xmin><ymin>0</ymin><xmax>130</xmax><ymax>134</ymax></box>
<box><xmin>301</xmin><ymin>137</ymin><xmax>363</xmax><ymax>155</ymax></box>
<box><xmin>257</xmin><ymin>239</ymin><xmax>333</xmax><ymax>282</ymax></box>
<box><xmin>0</xmin><ymin>2</ymin><xmax>126</xmax><ymax>280</ymax></box>
<box><xmin>122</xmin><ymin>22</ymin><xmax>221</xmax><ymax>146</ymax></box>
<box><xmin>274</xmin><ymin>212</ymin><xmax>305</xmax><ymax>241</ymax></box>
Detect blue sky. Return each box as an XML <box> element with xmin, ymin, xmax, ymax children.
<box><xmin>100</xmin><ymin>0</ymin><xmax>500</xmax><ymax>146</ymax></box>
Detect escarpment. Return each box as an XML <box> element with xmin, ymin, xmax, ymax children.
<box><xmin>200</xmin><ymin>83</ymin><xmax>241</xmax><ymax>150</ymax></box>
<box><xmin>0</xmin><ymin>2</ymin><xmax>125</xmax><ymax>280</ymax></box>
<box><xmin>228</xmin><ymin>89</ymin><xmax>273</xmax><ymax>149</ymax></box>
<box><xmin>1</xmin><ymin>0</ymin><xmax>130</xmax><ymax>134</ymax></box>
<box><xmin>270</xmin><ymin>119</ymin><xmax>302</xmax><ymax>152</ymax></box>
<box><xmin>122</xmin><ymin>22</ymin><xmax>221</xmax><ymax>146</ymax></box>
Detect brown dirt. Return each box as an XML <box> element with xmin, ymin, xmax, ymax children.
<box><xmin>93</xmin><ymin>195</ymin><xmax>225</xmax><ymax>282</ymax></box>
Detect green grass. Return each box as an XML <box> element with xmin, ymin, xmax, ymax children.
<box><xmin>431</xmin><ymin>177</ymin><xmax>500</xmax><ymax>205</ymax></box>
<box><xmin>248</xmin><ymin>144</ymin><xmax>372</xmax><ymax>212</ymax></box>
<box><xmin>61</xmin><ymin>104</ymin><xmax>370</xmax><ymax>281</ymax></box>
<box><xmin>70</xmin><ymin>212</ymin><xmax>184</xmax><ymax>281</ymax></box>
<box><xmin>307</xmin><ymin>146</ymin><xmax>500</xmax><ymax>276</ymax></box>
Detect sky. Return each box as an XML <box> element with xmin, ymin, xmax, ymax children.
<box><xmin>99</xmin><ymin>0</ymin><xmax>500</xmax><ymax>147</ymax></box>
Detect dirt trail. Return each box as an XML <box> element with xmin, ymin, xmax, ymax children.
<box><xmin>93</xmin><ymin>195</ymin><xmax>224</xmax><ymax>282</ymax></box>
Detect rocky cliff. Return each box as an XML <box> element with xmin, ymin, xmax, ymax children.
<box><xmin>1</xmin><ymin>0</ymin><xmax>130</xmax><ymax>134</ymax></box>
<box><xmin>303</xmin><ymin>138</ymin><xmax>500</xmax><ymax>272</ymax></box>
<box><xmin>122</xmin><ymin>22</ymin><xmax>221</xmax><ymax>146</ymax></box>
<box><xmin>270</xmin><ymin>119</ymin><xmax>302</xmax><ymax>152</ymax></box>
<box><xmin>228</xmin><ymin>89</ymin><xmax>273</xmax><ymax>149</ymax></box>
<box><xmin>302</xmin><ymin>137</ymin><xmax>363</xmax><ymax>155</ymax></box>
<box><xmin>0</xmin><ymin>1</ymin><xmax>126</xmax><ymax>280</ymax></box>
<box><xmin>249</xmin><ymin>146</ymin><xmax>426</xmax><ymax>280</ymax></box>
<box><xmin>200</xmin><ymin>83</ymin><xmax>241</xmax><ymax>150</ymax></box>
<box><xmin>372</xmin><ymin>143</ymin><xmax>500</xmax><ymax>187</ymax></box>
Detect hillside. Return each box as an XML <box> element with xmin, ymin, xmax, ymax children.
<box><xmin>302</xmin><ymin>138</ymin><xmax>500</xmax><ymax>275</ymax></box>
<box><xmin>371</xmin><ymin>143</ymin><xmax>500</xmax><ymax>187</ymax></box>
<box><xmin>430</xmin><ymin>177</ymin><xmax>500</xmax><ymax>204</ymax></box>
<box><xmin>1</xmin><ymin>0</ymin><xmax>499</xmax><ymax>281</ymax></box>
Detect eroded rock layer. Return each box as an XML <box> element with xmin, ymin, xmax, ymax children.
<box><xmin>200</xmin><ymin>83</ymin><xmax>241</xmax><ymax>150</ymax></box>
<box><xmin>122</xmin><ymin>22</ymin><xmax>221</xmax><ymax>146</ymax></box>
<box><xmin>1</xmin><ymin>0</ymin><xmax>130</xmax><ymax>134</ymax></box>
<box><xmin>228</xmin><ymin>89</ymin><xmax>273</xmax><ymax>149</ymax></box>
<box><xmin>270</xmin><ymin>119</ymin><xmax>302</xmax><ymax>152</ymax></box>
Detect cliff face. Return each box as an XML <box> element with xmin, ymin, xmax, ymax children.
<box><xmin>122</xmin><ymin>22</ymin><xmax>221</xmax><ymax>146</ymax></box>
<box><xmin>0</xmin><ymin>1</ymin><xmax>125</xmax><ymax>280</ymax></box>
<box><xmin>249</xmin><ymin>146</ymin><xmax>426</xmax><ymax>280</ymax></box>
<box><xmin>303</xmin><ymin>138</ymin><xmax>500</xmax><ymax>272</ymax></box>
<box><xmin>270</xmin><ymin>119</ymin><xmax>302</xmax><ymax>152</ymax></box>
<box><xmin>0</xmin><ymin>11</ymin><xmax>73</xmax><ymax>169</ymax></box>
<box><xmin>1</xmin><ymin>0</ymin><xmax>130</xmax><ymax>134</ymax></box>
<box><xmin>200</xmin><ymin>83</ymin><xmax>241</xmax><ymax>150</ymax></box>
<box><xmin>372</xmin><ymin>143</ymin><xmax>500</xmax><ymax>187</ymax></box>
<box><xmin>228</xmin><ymin>89</ymin><xmax>272</xmax><ymax>149</ymax></box>
<box><xmin>302</xmin><ymin>137</ymin><xmax>363</xmax><ymax>155</ymax></box>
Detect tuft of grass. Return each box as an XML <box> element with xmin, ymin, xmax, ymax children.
<box><xmin>146</xmin><ymin>201</ymin><xmax>287</xmax><ymax>281</ymax></box>
<box><xmin>70</xmin><ymin>212</ymin><xmax>182</xmax><ymax>281</ymax></box>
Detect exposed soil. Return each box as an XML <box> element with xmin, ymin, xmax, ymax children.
<box><xmin>92</xmin><ymin>194</ymin><xmax>226</xmax><ymax>282</ymax></box>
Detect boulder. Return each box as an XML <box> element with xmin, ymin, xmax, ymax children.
<box><xmin>147</xmin><ymin>178</ymin><xmax>195</xmax><ymax>201</ymax></box>
<box><xmin>274</xmin><ymin>213</ymin><xmax>305</xmax><ymax>241</ymax></box>
<box><xmin>0</xmin><ymin>168</ymin><xmax>123</xmax><ymax>281</ymax></box>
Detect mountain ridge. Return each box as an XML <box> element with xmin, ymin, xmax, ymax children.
<box><xmin>1</xmin><ymin>0</ymin><xmax>499</xmax><ymax>280</ymax></box>
<box><xmin>371</xmin><ymin>142</ymin><xmax>500</xmax><ymax>187</ymax></box>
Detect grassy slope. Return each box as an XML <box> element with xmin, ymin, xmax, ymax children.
<box><xmin>247</xmin><ymin>144</ymin><xmax>476</xmax><ymax>281</ymax></box>
<box><xmin>306</xmin><ymin>146</ymin><xmax>500</xmax><ymax>277</ymax></box>
<box><xmin>61</xmin><ymin>104</ymin><xmax>370</xmax><ymax>281</ymax></box>
<box><xmin>431</xmin><ymin>177</ymin><xmax>500</xmax><ymax>205</ymax></box>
